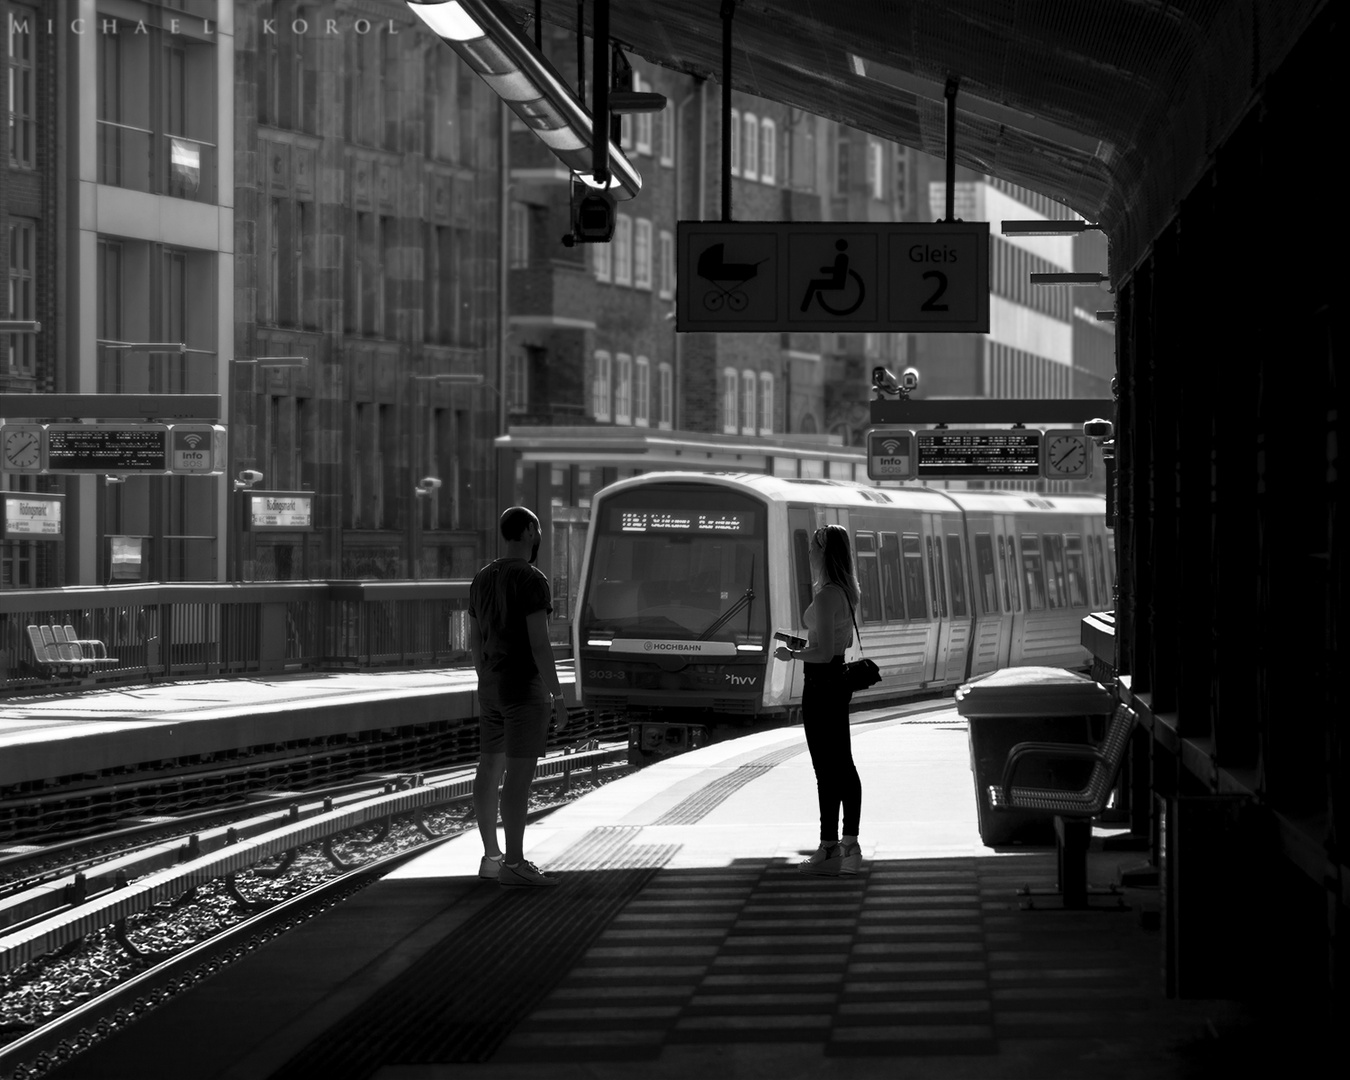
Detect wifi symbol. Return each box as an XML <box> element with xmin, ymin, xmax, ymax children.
<box><xmin>182</xmin><ymin>434</ymin><xmax>202</xmax><ymax>449</ymax></box>
<box><xmin>881</xmin><ymin>439</ymin><xmax>903</xmax><ymax>454</ymax></box>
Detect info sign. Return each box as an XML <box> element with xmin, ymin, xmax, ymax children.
<box><xmin>866</xmin><ymin>429</ymin><xmax>917</xmax><ymax>481</ymax></box>
<box><xmin>2</xmin><ymin>492</ymin><xmax>64</xmax><ymax>539</ymax></box>
<box><xmin>916</xmin><ymin>429</ymin><xmax>1043</xmax><ymax>479</ymax></box>
<box><xmin>245</xmin><ymin>490</ymin><xmax>315</xmax><ymax>532</ymax></box>
<box><xmin>677</xmin><ymin>221</ymin><xmax>989</xmax><ymax>333</ymax></box>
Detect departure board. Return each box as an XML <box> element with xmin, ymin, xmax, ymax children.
<box><xmin>916</xmin><ymin>429</ymin><xmax>1042</xmax><ymax>478</ymax></box>
<box><xmin>45</xmin><ymin>425</ymin><xmax>169</xmax><ymax>473</ymax></box>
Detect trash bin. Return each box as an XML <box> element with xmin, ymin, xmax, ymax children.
<box><xmin>955</xmin><ymin>666</ymin><xmax>1114</xmax><ymax>847</ymax></box>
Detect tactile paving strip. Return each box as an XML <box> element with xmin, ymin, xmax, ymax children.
<box><xmin>269</xmin><ymin>829</ymin><xmax>677</xmax><ymax>1076</ymax></box>
<box><xmin>652</xmin><ymin>742</ymin><xmax>809</xmax><ymax>826</ymax></box>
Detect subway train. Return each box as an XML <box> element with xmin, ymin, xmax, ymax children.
<box><xmin>570</xmin><ymin>473</ymin><xmax>1112</xmax><ymax>760</ymax></box>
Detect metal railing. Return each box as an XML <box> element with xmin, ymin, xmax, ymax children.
<box><xmin>95</xmin><ymin>121</ymin><xmax>217</xmax><ymax>203</ymax></box>
<box><xmin>0</xmin><ymin>580</ymin><xmax>473</xmax><ymax>695</ymax></box>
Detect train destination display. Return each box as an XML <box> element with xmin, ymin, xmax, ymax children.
<box><xmin>45</xmin><ymin>425</ymin><xmax>168</xmax><ymax>473</ymax></box>
<box><xmin>614</xmin><ymin>510</ymin><xmax>755</xmax><ymax>533</ymax></box>
<box><xmin>916</xmin><ymin>429</ymin><xmax>1043</xmax><ymax>478</ymax></box>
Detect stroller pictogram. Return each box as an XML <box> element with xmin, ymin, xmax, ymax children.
<box><xmin>698</xmin><ymin>243</ymin><xmax>766</xmax><ymax>312</ymax></box>
<box><xmin>799</xmin><ymin>239</ymin><xmax>865</xmax><ymax>316</ymax></box>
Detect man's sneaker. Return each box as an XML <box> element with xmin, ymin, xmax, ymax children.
<box><xmin>839</xmin><ymin>841</ymin><xmax>862</xmax><ymax>875</ymax></box>
<box><xmin>478</xmin><ymin>854</ymin><xmax>503</xmax><ymax>880</ymax></box>
<box><xmin>798</xmin><ymin>842</ymin><xmax>842</xmax><ymax>876</ymax></box>
<box><xmin>499</xmin><ymin>860</ymin><xmax>560</xmax><ymax>887</ymax></box>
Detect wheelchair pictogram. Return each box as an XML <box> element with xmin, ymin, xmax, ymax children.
<box><xmin>697</xmin><ymin>243</ymin><xmax>766</xmax><ymax>312</ymax></box>
<box><xmin>799</xmin><ymin>239</ymin><xmax>865</xmax><ymax>316</ymax></box>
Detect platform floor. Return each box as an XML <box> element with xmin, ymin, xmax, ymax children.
<box><xmin>48</xmin><ymin>707</ymin><xmax>1258</xmax><ymax>1080</ymax></box>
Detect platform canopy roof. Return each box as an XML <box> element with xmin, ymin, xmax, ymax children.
<box><xmin>511</xmin><ymin>0</ymin><xmax>1322</xmax><ymax>275</ymax></box>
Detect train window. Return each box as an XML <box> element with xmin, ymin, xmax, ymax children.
<box><xmin>855</xmin><ymin>532</ymin><xmax>883</xmax><ymax>623</ymax></box>
<box><xmin>946</xmin><ymin>534</ymin><xmax>969</xmax><ymax>616</ymax></box>
<box><xmin>901</xmin><ymin>533</ymin><xmax>927</xmax><ymax>620</ymax></box>
<box><xmin>879</xmin><ymin>532</ymin><xmax>905</xmax><ymax>620</ymax></box>
<box><xmin>1041</xmin><ymin>535</ymin><xmax>1066</xmax><ymax>609</ymax></box>
<box><xmin>974</xmin><ymin>533</ymin><xmax>999</xmax><ymax>614</ymax></box>
<box><xmin>998</xmin><ymin>535</ymin><xmax>1019</xmax><ymax>611</ymax></box>
<box><xmin>926</xmin><ymin>536</ymin><xmax>945</xmax><ymax>618</ymax></box>
<box><xmin>792</xmin><ymin>528</ymin><xmax>813</xmax><ymax>621</ymax></box>
<box><xmin>1096</xmin><ymin>534</ymin><xmax>1113</xmax><ymax>598</ymax></box>
<box><xmin>1064</xmin><ymin>535</ymin><xmax>1089</xmax><ymax>607</ymax></box>
<box><xmin>1020</xmin><ymin>535</ymin><xmax>1047</xmax><ymax>611</ymax></box>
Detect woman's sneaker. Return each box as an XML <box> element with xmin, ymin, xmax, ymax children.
<box><xmin>839</xmin><ymin>841</ymin><xmax>862</xmax><ymax>875</ymax></box>
<box><xmin>478</xmin><ymin>854</ymin><xmax>503</xmax><ymax>880</ymax></box>
<box><xmin>798</xmin><ymin>842</ymin><xmax>842</xmax><ymax>875</ymax></box>
<box><xmin>499</xmin><ymin>860</ymin><xmax>560</xmax><ymax>887</ymax></box>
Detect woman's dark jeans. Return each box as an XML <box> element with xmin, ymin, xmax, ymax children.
<box><xmin>802</xmin><ymin>656</ymin><xmax>861</xmax><ymax>843</ymax></box>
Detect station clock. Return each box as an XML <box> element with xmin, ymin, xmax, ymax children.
<box><xmin>1</xmin><ymin>425</ymin><xmax>44</xmax><ymax>472</ymax></box>
<box><xmin>1042</xmin><ymin>429</ymin><xmax>1092</xmax><ymax>480</ymax></box>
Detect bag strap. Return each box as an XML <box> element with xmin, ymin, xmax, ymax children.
<box><xmin>842</xmin><ymin>590</ymin><xmax>866</xmax><ymax>658</ymax></box>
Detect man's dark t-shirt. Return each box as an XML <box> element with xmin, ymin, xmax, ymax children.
<box><xmin>468</xmin><ymin>558</ymin><xmax>553</xmax><ymax>696</ymax></box>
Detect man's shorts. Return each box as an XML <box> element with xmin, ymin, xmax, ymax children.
<box><xmin>477</xmin><ymin>676</ymin><xmax>550</xmax><ymax>758</ymax></box>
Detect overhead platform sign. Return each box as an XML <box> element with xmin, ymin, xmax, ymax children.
<box><xmin>677</xmin><ymin>221</ymin><xmax>989</xmax><ymax>333</ymax></box>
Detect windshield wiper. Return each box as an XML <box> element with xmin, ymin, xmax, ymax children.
<box><xmin>699</xmin><ymin>554</ymin><xmax>755</xmax><ymax>641</ymax></box>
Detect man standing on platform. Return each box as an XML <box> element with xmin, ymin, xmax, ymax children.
<box><xmin>468</xmin><ymin>506</ymin><xmax>569</xmax><ymax>887</ymax></box>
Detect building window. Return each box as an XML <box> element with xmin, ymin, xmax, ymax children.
<box><xmin>6</xmin><ymin>3</ymin><xmax>35</xmax><ymax>168</ymax></box>
<box><xmin>758</xmin><ymin>372</ymin><xmax>774</xmax><ymax>435</ymax></box>
<box><xmin>868</xmin><ymin>137</ymin><xmax>885</xmax><ymax>200</ymax></box>
<box><xmin>7</xmin><ymin>218</ymin><xmax>36</xmax><ymax>375</ymax></box>
<box><xmin>634</xmin><ymin>74</ymin><xmax>652</xmax><ymax>155</ymax></box>
<box><xmin>658</xmin><ymin>362</ymin><xmax>673</xmax><ymax>429</ymax></box>
<box><xmin>592</xmin><ymin>350</ymin><xmax>611</xmax><ymax>421</ymax></box>
<box><xmin>835</xmin><ymin>136</ymin><xmax>850</xmax><ymax>192</ymax></box>
<box><xmin>633</xmin><ymin>219</ymin><xmax>652</xmax><ymax>290</ymax></box>
<box><xmin>722</xmin><ymin>367</ymin><xmax>738</xmax><ymax>433</ymax></box>
<box><xmin>740</xmin><ymin>370</ymin><xmax>757</xmax><ymax>433</ymax></box>
<box><xmin>509</xmin><ymin>201</ymin><xmax>530</xmax><ymax>269</ymax></box>
<box><xmin>894</xmin><ymin>146</ymin><xmax>908</xmax><ymax>211</ymax></box>
<box><xmin>759</xmin><ymin>118</ymin><xmax>776</xmax><ymax>185</ymax></box>
<box><xmin>659</xmin><ymin>102</ymin><xmax>674</xmax><ymax>167</ymax></box>
<box><xmin>259</xmin><ymin>1</ymin><xmax>311</xmax><ymax>132</ymax></box>
<box><xmin>634</xmin><ymin>356</ymin><xmax>650</xmax><ymax>427</ymax></box>
<box><xmin>593</xmin><ymin>234</ymin><xmax>612</xmax><ymax>282</ymax></box>
<box><xmin>614</xmin><ymin>353</ymin><xmax>632</xmax><ymax>425</ymax></box>
<box><xmin>507</xmin><ymin>349</ymin><xmax>529</xmax><ymax>414</ymax></box>
<box><xmin>614</xmin><ymin>214</ymin><xmax>633</xmax><ymax>286</ymax></box>
<box><xmin>742</xmin><ymin>113</ymin><xmax>758</xmax><ymax>181</ymax></box>
<box><xmin>729</xmin><ymin>108</ymin><xmax>740</xmax><ymax>175</ymax></box>
<box><xmin>658</xmin><ymin>230</ymin><xmax>674</xmax><ymax>299</ymax></box>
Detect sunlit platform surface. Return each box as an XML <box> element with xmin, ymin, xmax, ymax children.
<box><xmin>50</xmin><ymin>707</ymin><xmax>1259</xmax><ymax>1080</ymax></box>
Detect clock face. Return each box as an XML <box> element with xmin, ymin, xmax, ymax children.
<box><xmin>1046</xmin><ymin>435</ymin><xmax>1088</xmax><ymax>477</ymax></box>
<box><xmin>3</xmin><ymin>428</ymin><xmax>42</xmax><ymax>471</ymax></box>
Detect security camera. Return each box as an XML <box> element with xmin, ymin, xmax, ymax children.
<box><xmin>415</xmin><ymin>476</ymin><xmax>442</xmax><ymax>496</ymax></box>
<box><xmin>900</xmin><ymin>367</ymin><xmax>921</xmax><ymax>393</ymax></box>
<box><xmin>1083</xmin><ymin>418</ymin><xmax>1114</xmax><ymax>440</ymax></box>
<box><xmin>237</xmin><ymin>470</ymin><xmax>263</xmax><ymax>485</ymax></box>
<box><xmin>872</xmin><ymin>366</ymin><xmax>921</xmax><ymax>397</ymax></box>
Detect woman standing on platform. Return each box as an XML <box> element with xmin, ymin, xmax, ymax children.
<box><xmin>773</xmin><ymin>524</ymin><xmax>863</xmax><ymax>875</ymax></box>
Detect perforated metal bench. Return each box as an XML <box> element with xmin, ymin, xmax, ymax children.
<box><xmin>26</xmin><ymin>624</ymin><xmax>118</xmax><ymax>678</ymax></box>
<box><xmin>988</xmin><ymin>702</ymin><xmax>1138</xmax><ymax>908</ymax></box>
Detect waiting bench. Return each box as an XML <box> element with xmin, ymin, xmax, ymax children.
<box><xmin>988</xmin><ymin>702</ymin><xmax>1138</xmax><ymax>907</ymax></box>
<box><xmin>26</xmin><ymin>624</ymin><xmax>119</xmax><ymax>678</ymax></box>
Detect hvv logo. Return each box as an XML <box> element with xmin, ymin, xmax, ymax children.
<box><xmin>724</xmin><ymin>673</ymin><xmax>758</xmax><ymax>686</ymax></box>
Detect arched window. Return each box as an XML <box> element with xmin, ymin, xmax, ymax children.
<box><xmin>657</xmin><ymin>362</ymin><xmax>673</xmax><ymax>429</ymax></box>
<box><xmin>759</xmin><ymin>118</ymin><xmax>777</xmax><ymax>184</ymax></box>
<box><xmin>635</xmin><ymin>74</ymin><xmax>653</xmax><ymax>155</ymax></box>
<box><xmin>592</xmin><ymin>351</ymin><xmax>612</xmax><ymax>421</ymax></box>
<box><xmin>633</xmin><ymin>219</ymin><xmax>652</xmax><ymax>290</ymax></box>
<box><xmin>722</xmin><ymin>367</ymin><xmax>738</xmax><ymax>433</ymax></box>
<box><xmin>615</xmin><ymin>353</ymin><xmax>632</xmax><ymax>425</ymax></box>
<box><xmin>740</xmin><ymin>369</ymin><xmax>757</xmax><ymax>433</ymax></box>
<box><xmin>613</xmin><ymin>215</ymin><xmax>632</xmax><ymax>285</ymax></box>
<box><xmin>634</xmin><ymin>356</ymin><xmax>650</xmax><ymax>427</ymax></box>
<box><xmin>758</xmin><ymin>372</ymin><xmax>774</xmax><ymax>434</ymax></box>
<box><xmin>742</xmin><ymin>113</ymin><xmax>758</xmax><ymax>180</ymax></box>
<box><xmin>729</xmin><ymin>109</ymin><xmax>740</xmax><ymax>175</ymax></box>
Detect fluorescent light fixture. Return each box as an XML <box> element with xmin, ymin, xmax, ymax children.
<box><xmin>236</xmin><ymin>356</ymin><xmax>309</xmax><ymax>368</ymax></box>
<box><xmin>0</xmin><ymin>319</ymin><xmax>41</xmax><ymax>333</ymax></box>
<box><xmin>412</xmin><ymin>373</ymin><xmax>484</xmax><ymax>385</ymax></box>
<box><xmin>1030</xmin><ymin>272</ymin><xmax>1110</xmax><ymax>286</ymax></box>
<box><xmin>737</xmin><ymin>644</ymin><xmax>765</xmax><ymax>652</ymax></box>
<box><xmin>586</xmin><ymin>638</ymin><xmax>612</xmax><ymax>647</ymax></box>
<box><xmin>849</xmin><ymin>53</ymin><xmax>1114</xmax><ymax>164</ymax></box>
<box><xmin>406</xmin><ymin>0</ymin><xmax>641</xmax><ymax>200</ymax></box>
<box><xmin>96</xmin><ymin>340</ymin><xmax>187</xmax><ymax>352</ymax></box>
<box><xmin>1001</xmin><ymin>219</ymin><xmax>1101</xmax><ymax>236</ymax></box>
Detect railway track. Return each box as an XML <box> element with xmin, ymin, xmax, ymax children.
<box><xmin>0</xmin><ymin>739</ymin><xmax>631</xmax><ymax>1080</ymax></box>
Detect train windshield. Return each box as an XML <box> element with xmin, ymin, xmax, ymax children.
<box><xmin>581</xmin><ymin>487</ymin><xmax>768</xmax><ymax>644</ymax></box>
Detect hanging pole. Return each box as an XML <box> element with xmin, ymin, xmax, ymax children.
<box><xmin>944</xmin><ymin>76</ymin><xmax>959</xmax><ymax>222</ymax></box>
<box><xmin>576</xmin><ymin>0</ymin><xmax>585</xmax><ymax>104</ymax></box>
<box><xmin>721</xmin><ymin>1</ymin><xmax>736</xmax><ymax>222</ymax></box>
<box><xmin>592</xmin><ymin>0</ymin><xmax>609</xmax><ymax>186</ymax></box>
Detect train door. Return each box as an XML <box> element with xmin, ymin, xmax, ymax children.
<box><xmin>786</xmin><ymin>507</ymin><xmax>815</xmax><ymax>706</ymax></box>
<box><xmin>939</xmin><ymin>518</ymin><xmax>973</xmax><ymax>684</ymax></box>
<box><xmin>996</xmin><ymin>516</ymin><xmax>1023</xmax><ymax>665</ymax></box>
<box><xmin>921</xmin><ymin>514</ymin><xmax>946</xmax><ymax>685</ymax></box>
